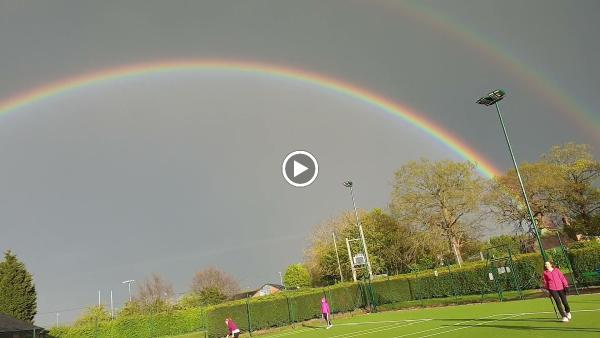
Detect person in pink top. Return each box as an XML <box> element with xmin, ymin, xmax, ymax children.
<box><xmin>543</xmin><ymin>261</ymin><xmax>571</xmax><ymax>322</ymax></box>
<box><xmin>225</xmin><ymin>318</ymin><xmax>240</xmax><ymax>338</ymax></box>
<box><xmin>321</xmin><ymin>297</ymin><xmax>332</xmax><ymax>329</ymax></box>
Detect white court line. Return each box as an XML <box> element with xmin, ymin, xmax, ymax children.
<box><xmin>335</xmin><ymin>319</ymin><xmax>433</xmax><ymax>326</ymax></box>
<box><xmin>390</xmin><ymin>313</ymin><xmax>509</xmax><ymax>338</ymax></box>
<box><xmin>419</xmin><ymin>314</ymin><xmax>524</xmax><ymax>338</ymax></box>
<box><xmin>330</xmin><ymin>319</ymin><xmax>432</xmax><ymax>338</ymax></box>
<box><xmin>266</xmin><ymin>318</ymin><xmax>432</xmax><ymax>338</ymax></box>
<box><xmin>391</xmin><ymin>307</ymin><xmax>600</xmax><ymax>338</ymax></box>
<box><xmin>264</xmin><ymin>328</ymin><xmax>312</xmax><ymax>338</ymax></box>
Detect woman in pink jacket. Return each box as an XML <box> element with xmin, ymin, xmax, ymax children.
<box><xmin>321</xmin><ymin>297</ymin><xmax>332</xmax><ymax>329</ymax></box>
<box><xmin>225</xmin><ymin>318</ymin><xmax>240</xmax><ymax>338</ymax></box>
<box><xmin>543</xmin><ymin>261</ymin><xmax>571</xmax><ymax>322</ymax></box>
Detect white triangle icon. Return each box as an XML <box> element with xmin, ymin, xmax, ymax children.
<box><xmin>293</xmin><ymin>161</ymin><xmax>309</xmax><ymax>177</ymax></box>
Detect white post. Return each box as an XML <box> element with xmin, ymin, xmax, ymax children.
<box><xmin>110</xmin><ymin>290</ymin><xmax>114</xmax><ymax>319</ymax></box>
<box><xmin>346</xmin><ymin>238</ymin><xmax>357</xmax><ymax>282</ymax></box>
<box><xmin>332</xmin><ymin>232</ymin><xmax>344</xmax><ymax>283</ymax></box>
<box><xmin>56</xmin><ymin>313</ymin><xmax>59</xmax><ymax>327</ymax></box>
<box><xmin>98</xmin><ymin>289</ymin><xmax>101</xmax><ymax>306</ymax></box>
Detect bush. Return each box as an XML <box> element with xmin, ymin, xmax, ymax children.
<box><xmin>568</xmin><ymin>246</ymin><xmax>600</xmax><ymax>285</ymax></box>
<box><xmin>283</xmin><ymin>264</ymin><xmax>311</xmax><ymax>289</ymax></box>
<box><xmin>569</xmin><ymin>240</ymin><xmax>600</xmax><ymax>250</ymax></box>
<box><xmin>49</xmin><ymin>307</ymin><xmax>206</xmax><ymax>338</ymax></box>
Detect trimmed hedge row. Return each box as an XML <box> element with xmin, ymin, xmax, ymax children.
<box><xmin>205</xmin><ymin>284</ymin><xmax>364</xmax><ymax>338</ymax></box>
<box><xmin>569</xmin><ymin>246</ymin><xmax>600</xmax><ymax>285</ymax></box>
<box><xmin>49</xmin><ymin>307</ymin><xmax>205</xmax><ymax>338</ymax></box>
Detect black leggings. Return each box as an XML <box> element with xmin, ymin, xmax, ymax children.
<box><xmin>549</xmin><ymin>289</ymin><xmax>570</xmax><ymax>317</ymax></box>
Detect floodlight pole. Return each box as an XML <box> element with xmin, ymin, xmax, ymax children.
<box><xmin>122</xmin><ymin>280</ymin><xmax>135</xmax><ymax>302</ymax></box>
<box><xmin>332</xmin><ymin>232</ymin><xmax>344</xmax><ymax>283</ymax></box>
<box><xmin>492</xmin><ymin>101</ymin><xmax>547</xmax><ymax>261</ymax></box>
<box><xmin>344</xmin><ymin>181</ymin><xmax>373</xmax><ymax>279</ymax></box>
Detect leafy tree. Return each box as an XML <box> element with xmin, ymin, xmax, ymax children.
<box><xmin>489</xmin><ymin>161</ymin><xmax>567</xmax><ymax>233</ymax></box>
<box><xmin>390</xmin><ymin>160</ymin><xmax>488</xmax><ymax>265</ymax></box>
<box><xmin>489</xmin><ymin>143</ymin><xmax>600</xmax><ymax>239</ymax></box>
<box><xmin>0</xmin><ymin>250</ymin><xmax>37</xmax><ymax>322</ymax></box>
<box><xmin>485</xmin><ymin>234</ymin><xmax>530</xmax><ymax>257</ymax></box>
<box><xmin>191</xmin><ymin>266</ymin><xmax>239</xmax><ymax>297</ymax></box>
<box><xmin>306</xmin><ymin>209</ymin><xmax>397</xmax><ymax>284</ymax></box>
<box><xmin>74</xmin><ymin>305</ymin><xmax>111</xmax><ymax>326</ymax></box>
<box><xmin>283</xmin><ymin>263</ymin><xmax>310</xmax><ymax>289</ymax></box>
<box><xmin>305</xmin><ymin>208</ymin><xmax>449</xmax><ymax>284</ymax></box>
<box><xmin>541</xmin><ymin>143</ymin><xmax>600</xmax><ymax>237</ymax></box>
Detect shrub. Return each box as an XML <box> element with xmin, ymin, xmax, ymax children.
<box><xmin>568</xmin><ymin>246</ymin><xmax>600</xmax><ymax>285</ymax></box>
<box><xmin>283</xmin><ymin>264</ymin><xmax>311</xmax><ymax>289</ymax></box>
<box><xmin>49</xmin><ymin>307</ymin><xmax>205</xmax><ymax>338</ymax></box>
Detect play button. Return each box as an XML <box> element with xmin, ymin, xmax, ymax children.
<box><xmin>294</xmin><ymin>161</ymin><xmax>309</xmax><ymax>177</ymax></box>
<box><xmin>282</xmin><ymin>150</ymin><xmax>319</xmax><ymax>187</ymax></box>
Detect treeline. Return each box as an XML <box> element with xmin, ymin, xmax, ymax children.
<box><xmin>305</xmin><ymin>143</ymin><xmax>600</xmax><ymax>285</ymax></box>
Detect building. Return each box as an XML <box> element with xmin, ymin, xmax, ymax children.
<box><xmin>0</xmin><ymin>313</ymin><xmax>46</xmax><ymax>338</ymax></box>
<box><xmin>231</xmin><ymin>283</ymin><xmax>285</xmax><ymax>300</ymax></box>
<box><xmin>253</xmin><ymin>284</ymin><xmax>285</xmax><ymax>297</ymax></box>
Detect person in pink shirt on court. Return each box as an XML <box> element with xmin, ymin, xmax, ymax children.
<box><xmin>225</xmin><ymin>318</ymin><xmax>240</xmax><ymax>338</ymax></box>
<box><xmin>321</xmin><ymin>297</ymin><xmax>333</xmax><ymax>329</ymax></box>
<box><xmin>543</xmin><ymin>261</ymin><xmax>571</xmax><ymax>322</ymax></box>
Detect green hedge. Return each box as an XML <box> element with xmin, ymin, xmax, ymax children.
<box><xmin>49</xmin><ymin>307</ymin><xmax>205</xmax><ymax>338</ymax></box>
<box><xmin>569</xmin><ymin>246</ymin><xmax>600</xmax><ymax>285</ymax></box>
<box><xmin>205</xmin><ymin>284</ymin><xmax>364</xmax><ymax>337</ymax></box>
<box><xmin>405</xmin><ymin>253</ymin><xmax>544</xmax><ymax>300</ymax></box>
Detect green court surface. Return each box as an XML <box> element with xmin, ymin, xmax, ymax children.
<box><xmin>253</xmin><ymin>293</ymin><xmax>600</xmax><ymax>338</ymax></box>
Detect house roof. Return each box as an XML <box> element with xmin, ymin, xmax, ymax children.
<box><xmin>0</xmin><ymin>313</ymin><xmax>44</xmax><ymax>333</ymax></box>
<box><xmin>230</xmin><ymin>283</ymin><xmax>286</xmax><ymax>300</ymax></box>
<box><xmin>260</xmin><ymin>283</ymin><xmax>285</xmax><ymax>290</ymax></box>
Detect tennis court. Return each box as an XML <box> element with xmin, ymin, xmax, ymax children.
<box><xmin>255</xmin><ymin>293</ymin><xmax>600</xmax><ymax>338</ymax></box>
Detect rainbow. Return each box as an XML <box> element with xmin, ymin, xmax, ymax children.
<box><xmin>376</xmin><ymin>0</ymin><xmax>600</xmax><ymax>143</ymax></box>
<box><xmin>0</xmin><ymin>60</ymin><xmax>501</xmax><ymax>178</ymax></box>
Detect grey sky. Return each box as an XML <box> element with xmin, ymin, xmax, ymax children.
<box><xmin>0</xmin><ymin>0</ymin><xmax>598</xmax><ymax>326</ymax></box>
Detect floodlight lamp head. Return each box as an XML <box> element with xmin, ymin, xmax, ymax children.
<box><xmin>476</xmin><ymin>89</ymin><xmax>506</xmax><ymax>106</ymax></box>
<box><xmin>343</xmin><ymin>181</ymin><xmax>353</xmax><ymax>188</ymax></box>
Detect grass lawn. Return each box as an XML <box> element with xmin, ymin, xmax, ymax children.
<box><xmin>172</xmin><ymin>293</ymin><xmax>600</xmax><ymax>338</ymax></box>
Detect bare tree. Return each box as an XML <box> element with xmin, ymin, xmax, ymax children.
<box><xmin>136</xmin><ymin>273</ymin><xmax>174</xmax><ymax>306</ymax></box>
<box><xmin>191</xmin><ymin>267</ymin><xmax>240</xmax><ymax>297</ymax></box>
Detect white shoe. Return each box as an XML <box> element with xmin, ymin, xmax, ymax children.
<box><xmin>326</xmin><ymin>325</ymin><xmax>331</xmax><ymax>329</ymax></box>
<box><xmin>562</xmin><ymin>317</ymin><xmax>569</xmax><ymax>322</ymax></box>
<box><xmin>567</xmin><ymin>312</ymin><xmax>572</xmax><ymax>320</ymax></box>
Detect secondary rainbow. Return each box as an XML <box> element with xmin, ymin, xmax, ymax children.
<box><xmin>375</xmin><ymin>0</ymin><xmax>600</xmax><ymax>142</ymax></box>
<box><xmin>0</xmin><ymin>59</ymin><xmax>501</xmax><ymax>178</ymax></box>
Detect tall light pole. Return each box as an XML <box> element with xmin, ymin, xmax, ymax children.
<box><xmin>343</xmin><ymin>181</ymin><xmax>373</xmax><ymax>279</ymax></box>
<box><xmin>122</xmin><ymin>279</ymin><xmax>135</xmax><ymax>302</ymax></box>
<box><xmin>476</xmin><ymin>89</ymin><xmax>547</xmax><ymax>261</ymax></box>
